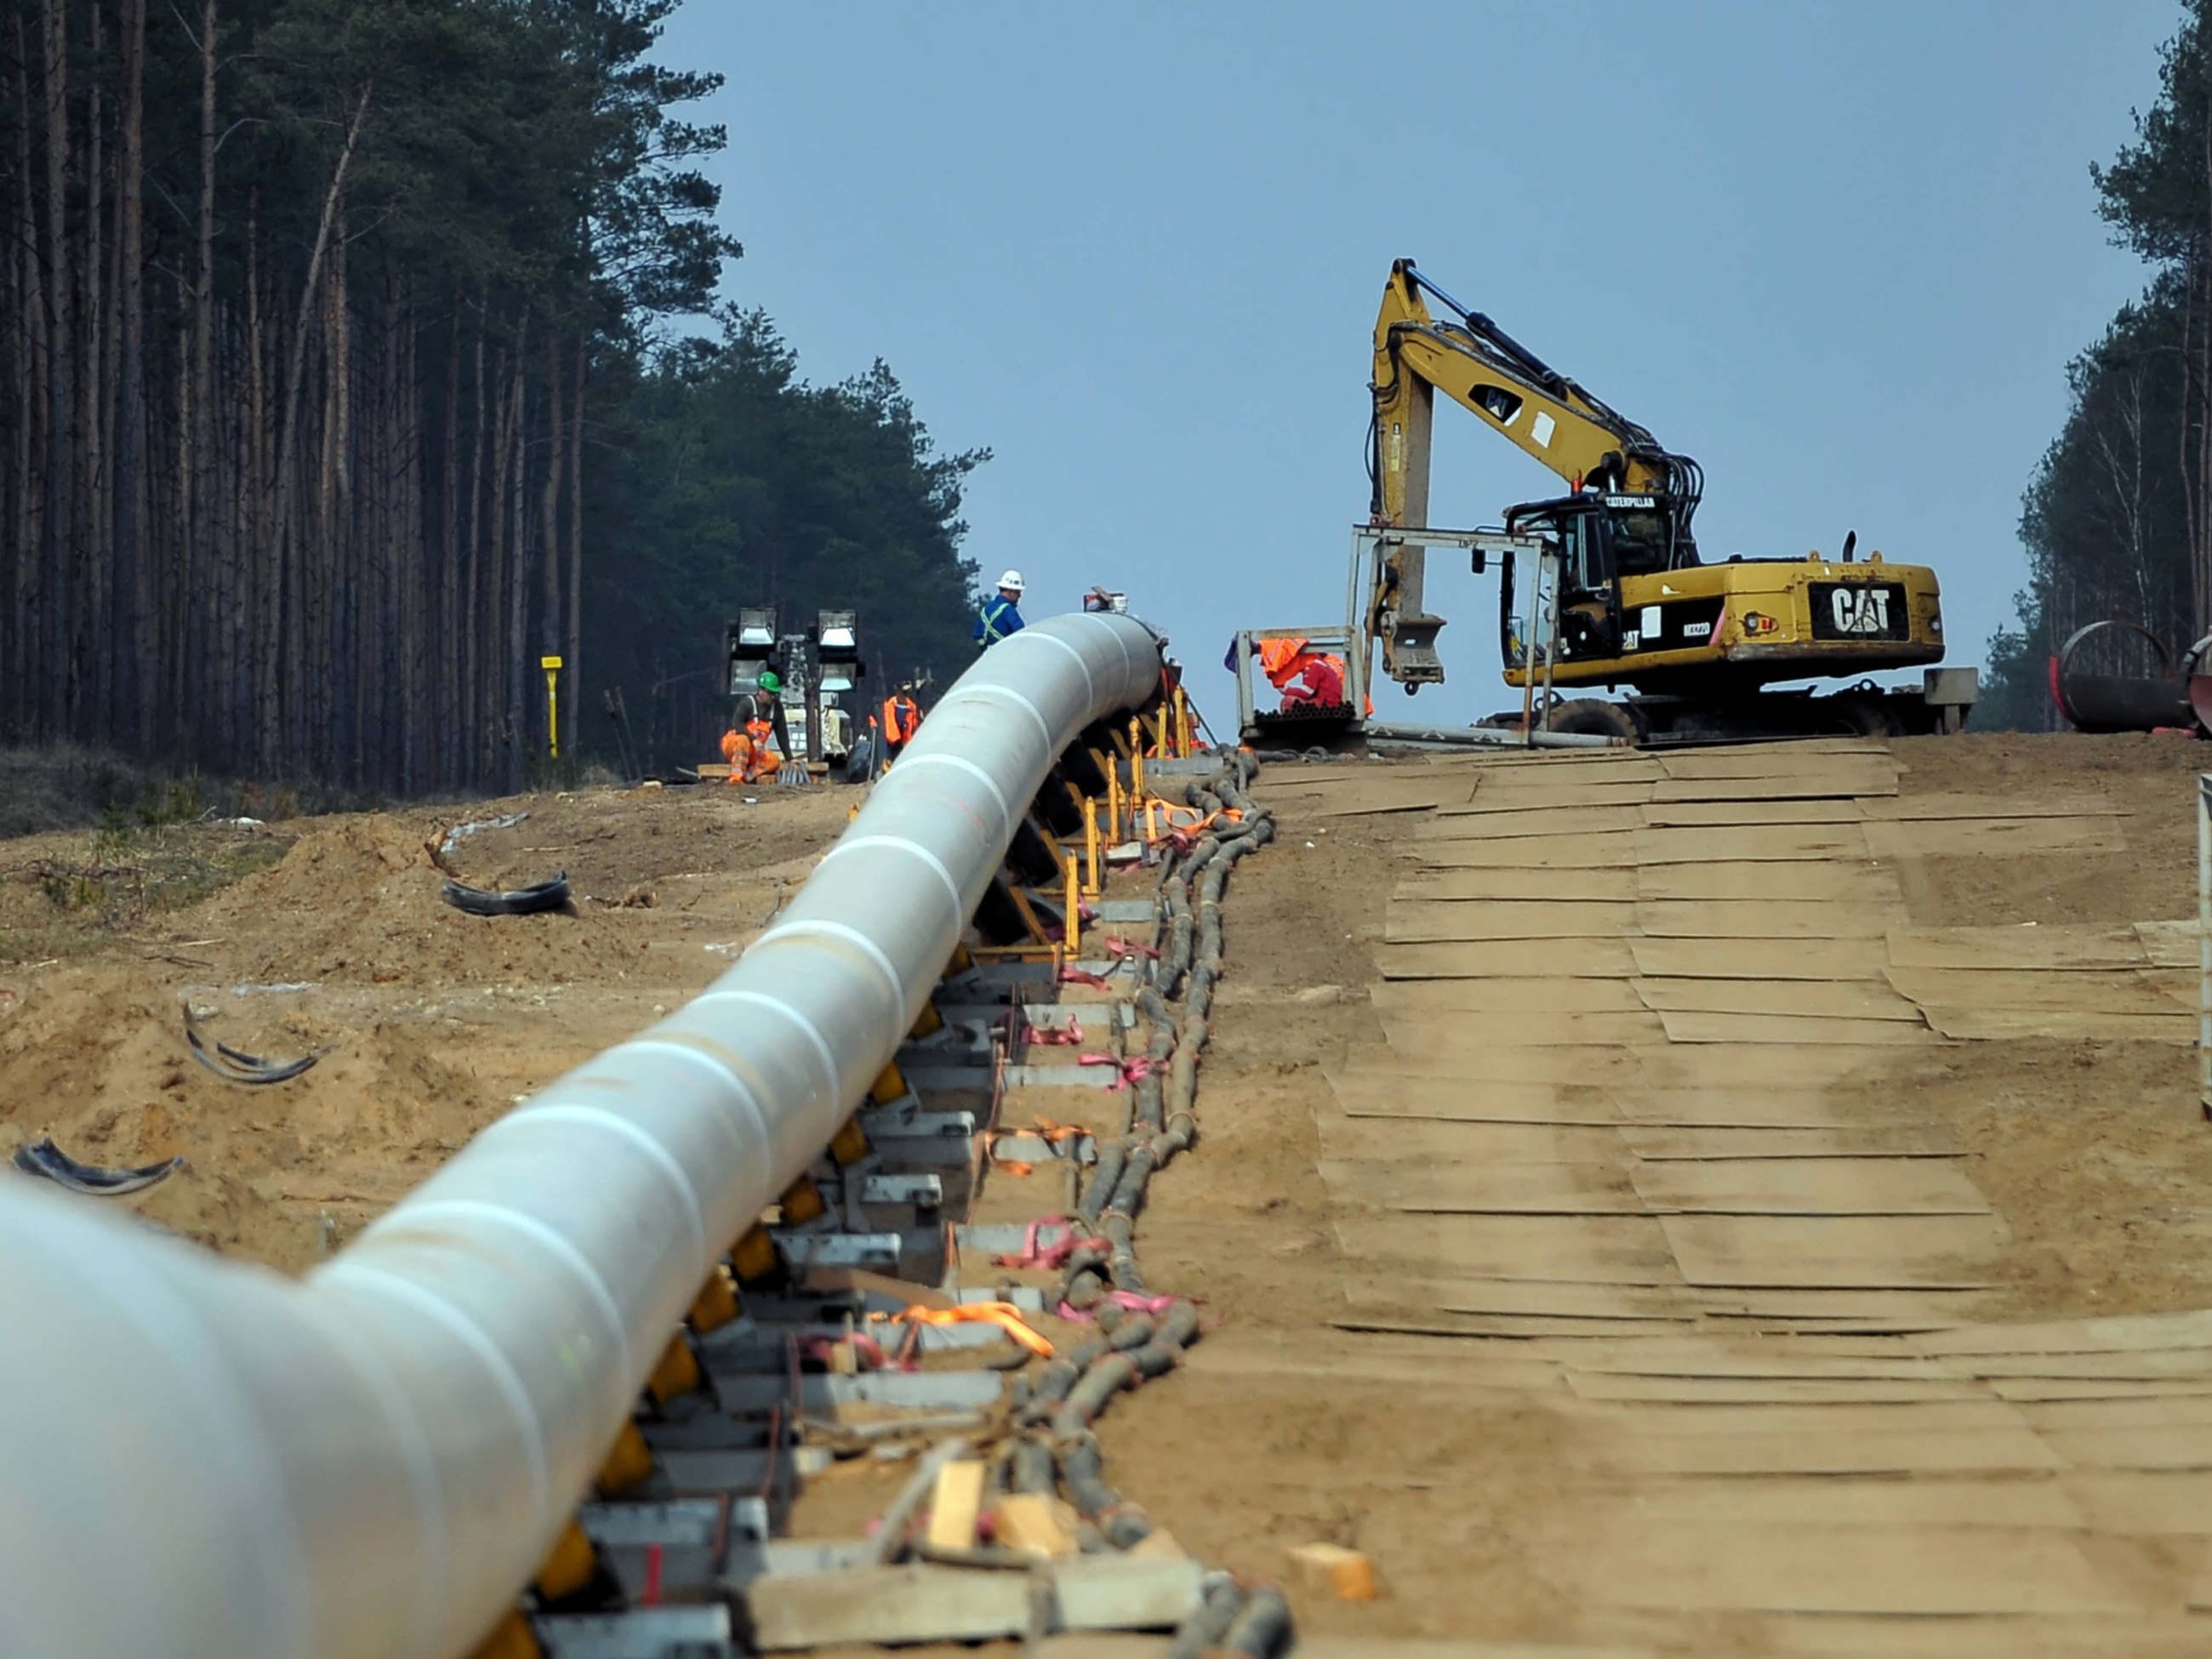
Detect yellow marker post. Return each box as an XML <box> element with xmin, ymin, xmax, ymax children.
<box><xmin>1063</xmin><ymin>852</ymin><xmax>1080</xmax><ymax>958</ymax></box>
<box><xmin>1082</xmin><ymin>795</ymin><xmax>1102</xmax><ymax>897</ymax></box>
<box><xmin>1129</xmin><ymin>718</ymin><xmax>1144</xmax><ymax>802</ymax></box>
<box><xmin>1172</xmin><ymin>686</ymin><xmax>1192</xmax><ymax>757</ymax></box>
<box><xmin>1107</xmin><ymin>767</ymin><xmax>1122</xmax><ymax>846</ymax></box>
<box><xmin>539</xmin><ymin>655</ymin><xmax>564</xmax><ymax>758</ymax></box>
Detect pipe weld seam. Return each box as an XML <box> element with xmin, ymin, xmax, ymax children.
<box><xmin>379</xmin><ymin>1200</ymin><xmax>635</xmax><ymax>1385</ymax></box>
<box><xmin>695</xmin><ymin>989</ymin><xmax>843</xmax><ymax>1112</ymax></box>
<box><xmin>815</xmin><ymin>835</ymin><xmax>970</xmax><ymax>927</ymax></box>
<box><xmin>290</xmin><ymin>1295</ymin><xmax>452</xmax><ymax>1653</ymax></box>
<box><xmin>867</xmin><ymin>751</ymin><xmax>1012</xmax><ymax>830</ymax></box>
<box><xmin>1019</xmin><ymin>629</ymin><xmax>1097</xmax><ymax>709</ymax></box>
<box><xmin>944</xmin><ymin>681</ymin><xmax>1054</xmax><ymax>753</ymax></box>
<box><xmin>484</xmin><ymin>1103</ymin><xmax>708</xmax><ymax>1271</ymax></box>
<box><xmin>319</xmin><ymin>1261</ymin><xmax>554</xmax><ymax>1540</ymax></box>
<box><xmin>754</xmin><ymin>919</ymin><xmax>907</xmax><ymax>1018</ymax></box>
<box><xmin>625</xmin><ymin>1037</ymin><xmax>775</xmax><ymax>1150</ymax></box>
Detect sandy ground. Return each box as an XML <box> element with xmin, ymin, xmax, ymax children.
<box><xmin>7</xmin><ymin>730</ymin><xmax>2212</xmax><ymax>1650</ymax></box>
<box><xmin>0</xmin><ymin>779</ymin><xmax>854</xmax><ymax>1271</ymax></box>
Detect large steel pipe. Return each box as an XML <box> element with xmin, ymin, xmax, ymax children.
<box><xmin>0</xmin><ymin>613</ymin><xmax>1163</xmax><ymax>1659</ymax></box>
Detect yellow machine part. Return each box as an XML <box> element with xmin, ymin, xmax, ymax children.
<box><xmin>1506</xmin><ymin>556</ymin><xmax>1944</xmax><ymax>692</ymax></box>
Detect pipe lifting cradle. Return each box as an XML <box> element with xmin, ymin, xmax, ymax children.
<box><xmin>0</xmin><ymin>611</ymin><xmax>1167</xmax><ymax>1659</ymax></box>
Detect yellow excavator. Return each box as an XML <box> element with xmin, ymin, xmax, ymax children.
<box><xmin>1365</xmin><ymin>258</ymin><xmax>1975</xmax><ymax>740</ymax></box>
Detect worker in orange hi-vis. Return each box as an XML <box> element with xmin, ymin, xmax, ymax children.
<box><xmin>879</xmin><ymin>686</ymin><xmax>923</xmax><ymax>763</ymax></box>
<box><xmin>1256</xmin><ymin>638</ymin><xmax>1348</xmax><ymax>710</ymax></box>
<box><xmin>720</xmin><ymin>670</ymin><xmax>787</xmax><ymax>784</ymax></box>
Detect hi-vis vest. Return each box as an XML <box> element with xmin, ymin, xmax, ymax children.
<box><xmin>977</xmin><ymin>596</ymin><xmax>1020</xmax><ymax>643</ymax></box>
<box><xmin>881</xmin><ymin>696</ymin><xmax>921</xmax><ymax>744</ymax></box>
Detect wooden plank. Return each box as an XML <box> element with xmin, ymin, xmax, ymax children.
<box><xmin>1410</xmin><ymin>832</ymin><xmax>1639</xmax><ymax>869</ymax></box>
<box><xmin>1621</xmin><ymin>1125</ymin><xmax>1960</xmax><ymax>1160</ymax></box>
<box><xmin>1383</xmin><ymin>1012</ymin><xmax>1671</xmax><ymax>1051</ymax></box>
<box><xmin>1375</xmin><ymin>938</ymin><xmax>1639</xmax><ymax>979</ymax></box>
<box><xmin>1887</xmin><ymin>925</ymin><xmax>2149</xmax><ymax>971</ymax></box>
<box><xmin>925</xmin><ymin>1459</ymin><xmax>987</xmax><ymax>1551</ymax></box>
<box><xmin>1626</xmin><ymin>1043</ymin><xmax>1894</xmax><ymax>1091</ymax></box>
<box><xmin>2136</xmin><ymin>919</ymin><xmax>2203</xmax><ymax>969</ymax></box>
<box><xmin>1637</xmin><ymin>899</ymin><xmax>1905</xmax><ymax>939</ymax></box>
<box><xmin>1587</xmin><ymin>1474</ymin><xmax>2084</xmax><ymax>1527</ymax></box>
<box><xmin>1630</xmin><ymin>936</ymin><xmax>1893</xmax><ymax>979</ymax></box>
<box><xmin>1640</xmin><ymin>797</ymin><xmax>1865</xmax><ymax>828</ymax></box>
<box><xmin>1638</xmin><ymin>859</ymin><xmax>1902</xmax><ymax>903</ymax></box>
<box><xmin>1635</xmin><ymin>977</ymin><xmax>1923</xmax><ymax>1021</ymax></box>
<box><xmin>1913</xmin><ymin>1310</ymin><xmax>2212</xmax><ymax>1356</ymax></box>
<box><xmin>1333</xmin><ymin>1213</ymin><xmax>1678</xmax><ymax>1282</ymax></box>
<box><xmin>1420</xmin><ymin>802</ymin><xmax>1647</xmax><ymax>839</ymax></box>
<box><xmin>1865</xmin><ymin>816</ymin><xmax>2129</xmax><ymax>858</ymax></box>
<box><xmin>1357</xmin><ymin>1275</ymin><xmax>1690</xmax><ymax>1320</ymax></box>
<box><xmin>1692</xmin><ymin>1287</ymin><xmax>1995</xmax><ymax>1322</ymax></box>
<box><xmin>1662</xmin><ymin>1213</ymin><xmax>2009</xmax><ymax>1289</ymax></box>
<box><xmin>1634</xmin><ymin>824</ymin><xmax>1872</xmax><ymax>864</ymax></box>
<box><xmin>1324</xmin><ymin>1074</ymin><xmax>1625</xmax><ymax>1125</ymax></box>
<box><xmin>1884</xmin><ymin>966</ymin><xmax>2184</xmax><ymax>1014</ymax></box>
<box><xmin>1599</xmin><ymin>1425</ymin><xmax>2064</xmax><ymax>1479</ymax></box>
<box><xmin>1864</xmin><ymin>793</ymin><xmax>2124</xmax><ymax>821</ymax></box>
<box><xmin>1567</xmin><ymin>1371</ymin><xmax>1993</xmax><ymax>1404</ymax></box>
<box><xmin>1656</xmin><ymin>1010</ymin><xmax>1930</xmax><ymax>1046</ymax></box>
<box><xmin>1438</xmin><ymin>782</ymin><xmax>1658</xmax><ymax>815</ymax></box>
<box><xmin>1318</xmin><ymin>1157</ymin><xmax>1643</xmax><ymax>1215</ymax></box>
<box><xmin>1567</xmin><ymin>1519</ymin><xmax>2128</xmax><ymax>1612</ymax></box>
<box><xmin>1330</xmin><ymin>1042</ymin><xmax>1646</xmax><ymax>1085</ymax></box>
<box><xmin>1647</xmin><ymin>774</ymin><xmax>1899</xmax><ymax>804</ymax></box>
<box><xmin>2044</xmin><ymin>1426</ymin><xmax>2212</xmax><ymax>1470</ymax></box>
<box><xmin>1315</xmin><ymin>1114</ymin><xmax>1628</xmax><ymax>1165</ymax></box>
<box><xmin>2067</xmin><ymin>1471</ymin><xmax>2212</xmax><ymax>1535</ymax></box>
<box><xmin>1383</xmin><ymin>900</ymin><xmax>1636</xmax><ymax>943</ymax></box>
<box><xmin>1394</xmin><ymin>867</ymin><xmax>1637</xmax><ymax>902</ymax></box>
<box><xmin>1660</xmin><ymin>746</ymin><xmax>1893</xmax><ymax>778</ymax></box>
<box><xmin>1920</xmin><ymin>1007</ymin><xmax>2192</xmax><ymax>1043</ymax></box>
<box><xmin>1373</xmin><ymin>977</ymin><xmax>1645</xmax><ymax>1015</ymax></box>
<box><xmin>1631</xmin><ymin>1158</ymin><xmax>1992</xmax><ymax>1217</ymax></box>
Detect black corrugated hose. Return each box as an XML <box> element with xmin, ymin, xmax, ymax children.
<box><xmin>1008</xmin><ymin>749</ymin><xmax>1291</xmax><ymax>1653</ymax></box>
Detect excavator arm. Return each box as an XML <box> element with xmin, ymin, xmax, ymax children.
<box><xmin>1365</xmin><ymin>258</ymin><xmax>1703</xmax><ymax>687</ymax></box>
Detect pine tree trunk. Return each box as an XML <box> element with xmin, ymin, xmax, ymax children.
<box><xmin>111</xmin><ymin>0</ymin><xmax>146</xmax><ymax>749</ymax></box>
<box><xmin>39</xmin><ymin>0</ymin><xmax>71</xmax><ymax>738</ymax></box>
<box><xmin>539</xmin><ymin>324</ymin><xmax>563</xmax><ymax>762</ymax></box>
<box><xmin>565</xmin><ymin>333</ymin><xmax>584</xmax><ymax>761</ymax></box>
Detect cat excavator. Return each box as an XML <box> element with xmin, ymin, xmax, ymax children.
<box><xmin>1365</xmin><ymin>259</ymin><xmax>1975</xmax><ymax>740</ymax></box>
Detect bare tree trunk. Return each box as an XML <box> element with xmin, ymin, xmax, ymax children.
<box><xmin>538</xmin><ymin>324</ymin><xmax>563</xmax><ymax>761</ymax></box>
<box><xmin>506</xmin><ymin>328</ymin><xmax>528</xmax><ymax>789</ymax></box>
<box><xmin>565</xmin><ymin>333</ymin><xmax>584</xmax><ymax>762</ymax></box>
<box><xmin>84</xmin><ymin>0</ymin><xmax>107</xmax><ymax>738</ymax></box>
<box><xmin>12</xmin><ymin>24</ymin><xmax>38</xmax><ymax>730</ymax></box>
<box><xmin>111</xmin><ymin>0</ymin><xmax>146</xmax><ymax>746</ymax></box>
<box><xmin>465</xmin><ymin>315</ymin><xmax>487</xmax><ymax>781</ymax></box>
<box><xmin>439</xmin><ymin>289</ymin><xmax>460</xmax><ymax>784</ymax></box>
<box><xmin>39</xmin><ymin>0</ymin><xmax>71</xmax><ymax>738</ymax></box>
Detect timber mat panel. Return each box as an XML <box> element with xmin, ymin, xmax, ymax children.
<box><xmin>1319</xmin><ymin>1158</ymin><xmax>1645</xmax><ymax>1214</ymax></box>
<box><xmin>1567</xmin><ymin>1372</ymin><xmax>1998</xmax><ymax>1404</ymax></box>
<box><xmin>1661</xmin><ymin>1213</ymin><xmax>2010</xmax><ymax>1290</ymax></box>
<box><xmin>1409</xmin><ymin>831</ymin><xmax>1639</xmax><ymax>869</ymax></box>
<box><xmin>1629</xmin><ymin>937</ymin><xmax>1892</xmax><ymax>978</ymax></box>
<box><xmin>1884</xmin><ymin>966</ymin><xmax>2186</xmax><ymax>1014</ymax></box>
<box><xmin>1334</xmin><ymin>1212</ymin><xmax>1679</xmax><ymax>1283</ymax></box>
<box><xmin>1918</xmin><ymin>1007</ymin><xmax>2192</xmax><ymax>1043</ymax></box>
<box><xmin>1440</xmin><ymin>781</ymin><xmax>1660</xmax><ymax>815</ymax></box>
<box><xmin>1383</xmin><ymin>1011</ymin><xmax>1670</xmax><ymax>1049</ymax></box>
<box><xmin>1394</xmin><ymin>868</ymin><xmax>1638</xmax><ymax>902</ymax></box>
<box><xmin>1375</xmin><ymin>937</ymin><xmax>1639</xmax><ymax>978</ymax></box>
<box><xmin>1353</xmin><ymin>1275</ymin><xmax>1694</xmax><ymax>1320</ymax></box>
<box><xmin>1321</xmin><ymin>1073</ymin><xmax>1627</xmax><ymax>1125</ymax></box>
<box><xmin>1887</xmin><ymin>924</ymin><xmax>2149</xmax><ymax>969</ymax></box>
<box><xmin>1636</xmin><ymin>861</ymin><xmax>1902</xmax><ymax>903</ymax></box>
<box><xmin>1328</xmin><ymin>1041</ymin><xmax>1647</xmax><ymax>1085</ymax></box>
<box><xmin>1628</xmin><ymin>1159</ymin><xmax>1992</xmax><ymax>1217</ymax></box>
<box><xmin>1658</xmin><ymin>746</ymin><xmax>1895</xmax><ymax>779</ymax></box>
<box><xmin>1864</xmin><ymin>816</ymin><xmax>2129</xmax><ymax>858</ymax></box>
<box><xmin>1633</xmin><ymin>978</ymin><xmax>1922</xmax><ymax>1021</ymax></box>
<box><xmin>1910</xmin><ymin>1308</ymin><xmax>2212</xmax><ymax>1354</ymax></box>
<box><xmin>1633</xmin><ymin>824</ymin><xmax>1872</xmax><ymax>864</ymax></box>
<box><xmin>1653</xmin><ymin>1010</ymin><xmax>1931</xmax><ymax>1046</ymax></box>
<box><xmin>1633</xmin><ymin>902</ymin><xmax>1902</xmax><ymax>941</ymax></box>
<box><xmin>1371</xmin><ymin>976</ymin><xmax>1646</xmax><ymax>1014</ymax></box>
<box><xmin>1648</xmin><ymin>772</ymin><xmax>1899</xmax><ymax>803</ymax></box>
<box><xmin>2136</xmin><ymin>918</ymin><xmax>2203</xmax><ymax>966</ymax></box>
<box><xmin>1640</xmin><ymin>797</ymin><xmax>1865</xmax><ymax>828</ymax></box>
<box><xmin>1620</xmin><ymin>1125</ymin><xmax>1963</xmax><ymax>1160</ymax></box>
<box><xmin>1383</xmin><ymin>898</ymin><xmax>1635</xmax><ymax>941</ymax></box>
<box><xmin>1862</xmin><ymin>792</ymin><xmax>2124</xmax><ymax>820</ymax></box>
<box><xmin>1419</xmin><ymin>801</ymin><xmax>1648</xmax><ymax>838</ymax></box>
<box><xmin>1313</xmin><ymin>1113</ymin><xmax>1632</xmax><ymax>1164</ymax></box>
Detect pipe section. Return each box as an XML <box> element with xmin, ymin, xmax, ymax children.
<box><xmin>0</xmin><ymin>613</ymin><xmax>1163</xmax><ymax>1659</ymax></box>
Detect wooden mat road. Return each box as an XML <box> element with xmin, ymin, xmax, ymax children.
<box><xmin>1308</xmin><ymin>740</ymin><xmax>2212</xmax><ymax>1650</ymax></box>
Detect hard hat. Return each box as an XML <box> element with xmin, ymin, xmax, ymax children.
<box><xmin>996</xmin><ymin>569</ymin><xmax>1025</xmax><ymax>595</ymax></box>
<box><xmin>756</xmin><ymin>670</ymin><xmax>782</xmax><ymax>693</ymax></box>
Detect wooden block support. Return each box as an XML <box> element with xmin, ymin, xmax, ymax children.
<box><xmin>909</xmin><ymin>1001</ymin><xmax>944</xmax><ymax>1039</ymax></box>
<box><xmin>925</xmin><ymin>1457</ymin><xmax>988</xmax><ymax>1552</ymax></box>
<box><xmin>779</xmin><ymin>1175</ymin><xmax>826</xmax><ymax>1226</ymax></box>
<box><xmin>687</xmin><ymin>1264</ymin><xmax>741</xmax><ymax>1333</ymax></box>
<box><xmin>533</xmin><ymin>1518</ymin><xmax>598</xmax><ymax>1601</ymax></box>
<box><xmin>732</xmin><ymin>1222</ymin><xmax>778</xmax><ymax>1284</ymax></box>
<box><xmin>870</xmin><ymin>1062</ymin><xmax>908</xmax><ymax>1105</ymax></box>
<box><xmin>1287</xmin><ymin>1541</ymin><xmax>1377</xmax><ymax>1602</ymax></box>
<box><xmin>645</xmin><ymin>1336</ymin><xmax>702</xmax><ymax>1405</ymax></box>
<box><xmin>596</xmin><ymin>1419</ymin><xmax>653</xmax><ymax>1497</ymax></box>
<box><xmin>829</xmin><ymin>1117</ymin><xmax>871</xmax><ymax>1166</ymax></box>
<box><xmin>990</xmin><ymin>1491</ymin><xmax>1080</xmax><ymax>1558</ymax></box>
<box><xmin>465</xmin><ymin>1610</ymin><xmax>543</xmax><ymax>1659</ymax></box>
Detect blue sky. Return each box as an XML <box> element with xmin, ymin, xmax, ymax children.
<box><xmin>664</xmin><ymin>0</ymin><xmax>2175</xmax><ymax>723</ymax></box>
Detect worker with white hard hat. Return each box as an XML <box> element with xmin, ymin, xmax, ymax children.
<box><xmin>973</xmin><ymin>568</ymin><xmax>1027</xmax><ymax>647</ymax></box>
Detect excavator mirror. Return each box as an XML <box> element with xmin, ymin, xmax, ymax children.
<box><xmin>1470</xmin><ymin>548</ymin><xmax>1487</xmax><ymax>575</ymax></box>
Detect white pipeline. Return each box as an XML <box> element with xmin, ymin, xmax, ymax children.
<box><xmin>0</xmin><ymin>613</ymin><xmax>1163</xmax><ymax>1659</ymax></box>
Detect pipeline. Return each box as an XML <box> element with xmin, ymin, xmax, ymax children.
<box><xmin>0</xmin><ymin>613</ymin><xmax>1164</xmax><ymax>1659</ymax></box>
